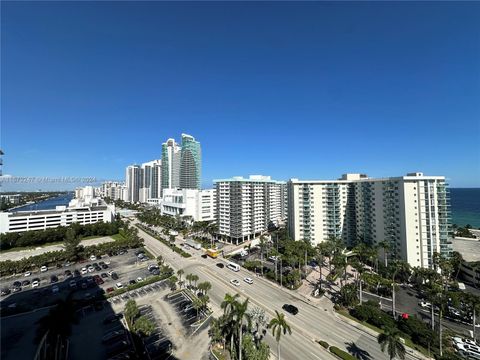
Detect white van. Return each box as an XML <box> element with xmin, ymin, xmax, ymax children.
<box><xmin>227</xmin><ymin>262</ymin><xmax>240</xmax><ymax>272</ymax></box>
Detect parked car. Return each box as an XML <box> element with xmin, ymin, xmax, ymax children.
<box><xmin>282</xmin><ymin>304</ymin><xmax>299</xmax><ymax>315</ymax></box>
<box><xmin>136</xmin><ymin>277</ymin><xmax>144</xmax><ymax>282</ymax></box>
<box><xmin>13</xmin><ymin>281</ymin><xmax>22</xmax><ymax>288</ymax></box>
<box><xmin>40</xmin><ymin>266</ymin><xmax>48</xmax><ymax>272</ymax></box>
<box><xmin>230</xmin><ymin>279</ymin><xmax>240</xmax><ymax>287</ymax></box>
<box><xmin>111</xmin><ymin>272</ymin><xmax>119</xmax><ymax>280</ymax></box>
<box><xmin>106</xmin><ymin>287</ymin><xmax>115</xmax><ymax>293</ymax></box>
<box><xmin>90</xmin><ymin>255</ymin><xmax>97</xmax><ymax>261</ymax></box>
<box><xmin>31</xmin><ymin>280</ymin><xmax>40</xmax><ymax>288</ymax></box>
<box><xmin>24</xmin><ymin>272</ymin><xmax>32</xmax><ymax>277</ymax></box>
<box><xmin>50</xmin><ymin>275</ymin><xmax>58</xmax><ymax>283</ymax></box>
<box><xmin>81</xmin><ymin>267</ymin><xmax>88</xmax><ymax>275</ymax></box>
<box><xmin>12</xmin><ymin>287</ymin><xmax>21</xmax><ymax>293</ymax></box>
<box><xmin>87</xmin><ymin>266</ymin><xmax>95</xmax><ymax>273</ymax></box>
<box><xmin>21</xmin><ymin>280</ymin><xmax>30</xmax><ymax>286</ymax></box>
<box><xmin>101</xmin><ymin>264</ymin><xmax>108</xmax><ymax>269</ymax></box>
<box><xmin>101</xmin><ymin>273</ymin><xmax>109</xmax><ymax>278</ymax></box>
<box><xmin>151</xmin><ymin>269</ymin><xmax>160</xmax><ymax>276</ymax></box>
<box><xmin>115</xmin><ymin>282</ymin><xmax>123</xmax><ymax>289</ymax></box>
<box><xmin>129</xmin><ymin>279</ymin><xmax>136</xmax><ymax>285</ymax></box>
<box><xmin>1</xmin><ymin>288</ymin><xmax>11</xmax><ymax>296</ymax></box>
<box><xmin>216</xmin><ymin>263</ymin><xmax>225</xmax><ymax>269</ymax></box>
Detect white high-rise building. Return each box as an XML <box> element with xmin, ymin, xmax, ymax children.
<box><xmin>161</xmin><ymin>138</ymin><xmax>181</xmax><ymax>194</ymax></box>
<box><xmin>141</xmin><ymin>159</ymin><xmax>161</xmax><ymax>202</ymax></box>
<box><xmin>215</xmin><ymin>175</ymin><xmax>287</xmax><ymax>244</ymax></box>
<box><xmin>160</xmin><ymin>188</ymin><xmax>216</xmax><ymax>222</ymax></box>
<box><xmin>125</xmin><ymin>165</ymin><xmax>142</xmax><ymax>203</ymax></box>
<box><xmin>288</xmin><ymin>173</ymin><xmax>452</xmax><ymax>269</ymax></box>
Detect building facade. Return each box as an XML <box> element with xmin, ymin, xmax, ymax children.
<box><xmin>161</xmin><ymin>139</ymin><xmax>181</xmax><ymax>194</ymax></box>
<box><xmin>160</xmin><ymin>188</ymin><xmax>216</xmax><ymax>222</ymax></box>
<box><xmin>215</xmin><ymin>175</ymin><xmax>287</xmax><ymax>244</ymax></box>
<box><xmin>179</xmin><ymin>133</ymin><xmax>201</xmax><ymax>190</ymax></box>
<box><xmin>125</xmin><ymin>165</ymin><xmax>142</xmax><ymax>203</ymax></box>
<box><xmin>288</xmin><ymin>173</ymin><xmax>452</xmax><ymax>269</ymax></box>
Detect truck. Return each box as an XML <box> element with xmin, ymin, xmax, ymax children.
<box><xmin>185</xmin><ymin>239</ymin><xmax>201</xmax><ymax>250</ymax></box>
<box><xmin>206</xmin><ymin>249</ymin><xmax>219</xmax><ymax>258</ymax></box>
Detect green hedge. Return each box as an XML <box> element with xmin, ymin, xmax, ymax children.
<box><xmin>107</xmin><ymin>272</ymin><xmax>172</xmax><ymax>297</ymax></box>
<box><xmin>318</xmin><ymin>340</ymin><xmax>329</xmax><ymax>349</ymax></box>
<box><xmin>136</xmin><ymin>224</ymin><xmax>191</xmax><ymax>258</ymax></box>
<box><xmin>329</xmin><ymin>346</ymin><xmax>356</xmax><ymax>360</ymax></box>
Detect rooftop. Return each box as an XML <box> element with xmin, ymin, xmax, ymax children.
<box><xmin>451</xmin><ymin>238</ymin><xmax>480</xmax><ymax>263</ymax></box>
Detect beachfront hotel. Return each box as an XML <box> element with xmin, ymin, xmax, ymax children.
<box><xmin>215</xmin><ymin>175</ymin><xmax>287</xmax><ymax>244</ymax></box>
<box><xmin>288</xmin><ymin>172</ymin><xmax>452</xmax><ymax>269</ymax></box>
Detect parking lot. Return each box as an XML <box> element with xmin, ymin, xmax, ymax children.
<box><xmin>137</xmin><ymin>305</ymin><xmax>174</xmax><ymax>360</ymax></box>
<box><xmin>0</xmin><ymin>248</ymin><xmax>158</xmax><ymax>314</ymax></box>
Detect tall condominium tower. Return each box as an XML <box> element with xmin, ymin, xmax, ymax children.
<box><xmin>151</xmin><ymin>161</ymin><xmax>162</xmax><ymax>199</ymax></box>
<box><xmin>215</xmin><ymin>175</ymin><xmax>287</xmax><ymax>244</ymax></box>
<box><xmin>180</xmin><ymin>133</ymin><xmax>201</xmax><ymax>190</ymax></box>
<box><xmin>288</xmin><ymin>173</ymin><xmax>452</xmax><ymax>269</ymax></box>
<box><xmin>161</xmin><ymin>139</ymin><xmax>181</xmax><ymax>194</ymax></box>
<box><xmin>125</xmin><ymin>165</ymin><xmax>142</xmax><ymax>203</ymax></box>
<box><xmin>140</xmin><ymin>159</ymin><xmax>161</xmax><ymax>201</ymax></box>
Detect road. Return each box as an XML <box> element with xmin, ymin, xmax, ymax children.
<box><xmin>134</xmin><ymin>221</ymin><xmax>428</xmax><ymax>360</ymax></box>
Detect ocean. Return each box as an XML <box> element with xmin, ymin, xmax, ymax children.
<box><xmin>450</xmin><ymin>188</ymin><xmax>480</xmax><ymax>228</ymax></box>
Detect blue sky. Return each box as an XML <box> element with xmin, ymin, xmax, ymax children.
<box><xmin>2</xmin><ymin>1</ymin><xmax>479</xmax><ymax>190</ymax></box>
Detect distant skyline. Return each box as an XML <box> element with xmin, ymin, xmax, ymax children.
<box><xmin>2</xmin><ymin>1</ymin><xmax>479</xmax><ymax>190</ymax></box>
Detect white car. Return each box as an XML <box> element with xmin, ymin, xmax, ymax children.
<box><xmin>40</xmin><ymin>266</ymin><xmax>48</xmax><ymax>272</ymax></box>
<box><xmin>104</xmin><ymin>260</ymin><xmax>111</xmax><ymax>265</ymax></box>
<box><xmin>230</xmin><ymin>279</ymin><xmax>240</xmax><ymax>287</ymax></box>
<box><xmin>81</xmin><ymin>267</ymin><xmax>88</xmax><ymax>275</ymax></box>
<box><xmin>244</xmin><ymin>277</ymin><xmax>253</xmax><ymax>285</ymax></box>
<box><xmin>419</xmin><ymin>301</ymin><xmax>431</xmax><ymax>308</ymax></box>
<box><xmin>115</xmin><ymin>282</ymin><xmax>123</xmax><ymax>289</ymax></box>
<box><xmin>87</xmin><ymin>266</ymin><xmax>94</xmax><ymax>273</ymax></box>
<box><xmin>136</xmin><ymin>277</ymin><xmax>144</xmax><ymax>282</ymax></box>
<box><xmin>31</xmin><ymin>280</ymin><xmax>40</xmax><ymax>288</ymax></box>
<box><xmin>453</xmin><ymin>337</ymin><xmax>478</xmax><ymax>347</ymax></box>
<box><xmin>90</xmin><ymin>255</ymin><xmax>97</xmax><ymax>261</ymax></box>
<box><xmin>24</xmin><ymin>272</ymin><xmax>31</xmax><ymax>277</ymax></box>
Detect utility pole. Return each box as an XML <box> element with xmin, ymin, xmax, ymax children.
<box><xmin>280</xmin><ymin>258</ymin><xmax>283</xmax><ymax>288</ymax></box>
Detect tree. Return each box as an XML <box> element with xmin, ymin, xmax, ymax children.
<box><xmin>377</xmin><ymin>326</ymin><xmax>406</xmax><ymax>360</ymax></box>
<box><xmin>249</xmin><ymin>306</ymin><xmax>268</xmax><ymax>346</ymax></box>
<box><xmin>64</xmin><ymin>227</ymin><xmax>81</xmax><ymax>260</ymax></box>
<box><xmin>198</xmin><ymin>281</ymin><xmax>212</xmax><ymax>296</ymax></box>
<box><xmin>168</xmin><ymin>275</ymin><xmax>178</xmax><ymax>291</ymax></box>
<box><xmin>339</xmin><ymin>283</ymin><xmax>359</xmax><ymax>307</ymax></box>
<box><xmin>221</xmin><ymin>293</ymin><xmax>240</xmax><ymax>357</ymax></box>
<box><xmin>235</xmin><ymin>298</ymin><xmax>251</xmax><ymax>360</ymax></box>
<box><xmin>242</xmin><ymin>333</ymin><xmax>270</xmax><ymax>360</ymax></box>
<box><xmin>259</xmin><ymin>235</ymin><xmax>267</xmax><ymax>276</ymax></box>
<box><xmin>191</xmin><ymin>274</ymin><xmax>199</xmax><ymax>289</ymax></box>
<box><xmin>124</xmin><ymin>299</ymin><xmax>139</xmax><ymax>323</ymax></box>
<box><xmin>378</xmin><ymin>240</ymin><xmax>391</xmax><ymax>268</ymax></box>
<box><xmin>177</xmin><ymin>269</ymin><xmax>184</xmax><ymax>283</ymax></box>
<box><xmin>186</xmin><ymin>274</ymin><xmax>193</xmax><ymax>288</ymax></box>
<box><xmin>192</xmin><ymin>297</ymin><xmax>203</xmax><ymax>317</ymax></box>
<box><xmin>134</xmin><ymin>315</ymin><xmax>155</xmax><ymax>336</ymax></box>
<box><xmin>157</xmin><ymin>255</ymin><xmax>164</xmax><ymax>267</ymax></box>
<box><xmin>268</xmin><ymin>310</ymin><xmax>292</xmax><ymax>360</ymax></box>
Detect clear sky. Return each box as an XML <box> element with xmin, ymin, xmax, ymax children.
<box><xmin>2</xmin><ymin>1</ymin><xmax>479</xmax><ymax>190</ymax></box>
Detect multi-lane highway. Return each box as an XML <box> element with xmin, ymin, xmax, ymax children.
<box><xmin>134</xmin><ymin>221</ymin><xmax>429</xmax><ymax>360</ymax></box>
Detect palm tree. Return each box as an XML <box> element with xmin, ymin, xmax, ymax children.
<box><xmin>191</xmin><ymin>274</ymin><xmax>199</xmax><ymax>289</ymax></box>
<box><xmin>378</xmin><ymin>240</ymin><xmax>390</xmax><ymax>268</ymax></box>
<box><xmin>198</xmin><ymin>281</ymin><xmax>212</xmax><ymax>296</ymax></box>
<box><xmin>268</xmin><ymin>310</ymin><xmax>292</xmax><ymax>360</ymax></box>
<box><xmin>186</xmin><ymin>274</ymin><xmax>193</xmax><ymax>288</ymax></box>
<box><xmin>235</xmin><ymin>298</ymin><xmax>251</xmax><ymax>360</ymax></box>
<box><xmin>177</xmin><ymin>269</ymin><xmax>184</xmax><ymax>283</ymax></box>
<box><xmin>377</xmin><ymin>326</ymin><xmax>406</xmax><ymax>360</ymax></box>
<box><xmin>221</xmin><ymin>293</ymin><xmax>240</xmax><ymax>357</ymax></box>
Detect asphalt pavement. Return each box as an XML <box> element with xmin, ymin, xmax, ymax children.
<box><xmin>134</xmin><ymin>220</ymin><xmax>429</xmax><ymax>360</ymax></box>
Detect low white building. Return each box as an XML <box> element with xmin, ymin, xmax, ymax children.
<box><xmin>160</xmin><ymin>188</ymin><xmax>216</xmax><ymax>222</ymax></box>
<box><xmin>0</xmin><ymin>204</ymin><xmax>115</xmax><ymax>233</ymax></box>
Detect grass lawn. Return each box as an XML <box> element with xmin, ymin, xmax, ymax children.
<box><xmin>336</xmin><ymin>309</ymin><xmax>431</xmax><ymax>357</ymax></box>
<box><xmin>110</xmin><ymin>233</ymin><xmax>126</xmax><ymax>241</ymax></box>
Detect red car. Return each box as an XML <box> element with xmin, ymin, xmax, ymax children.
<box><xmin>106</xmin><ymin>287</ymin><xmax>114</xmax><ymax>293</ymax></box>
<box><xmin>94</xmin><ymin>276</ymin><xmax>104</xmax><ymax>285</ymax></box>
